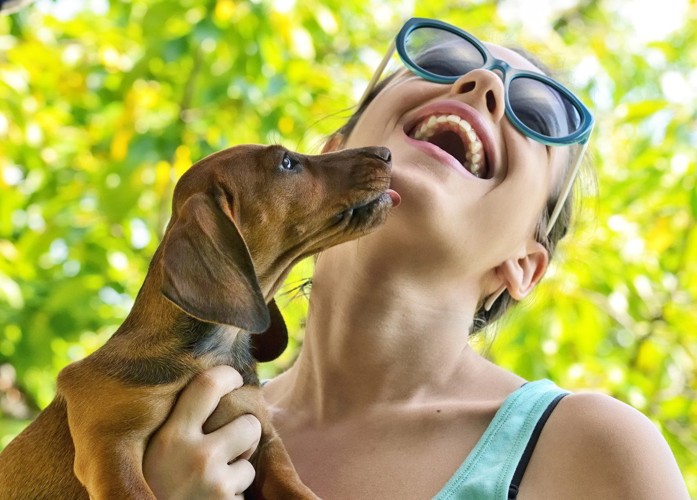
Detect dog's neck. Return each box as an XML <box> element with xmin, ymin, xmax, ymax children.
<box><xmin>115</xmin><ymin>260</ymin><xmax>243</xmax><ymax>349</ymax></box>
<box><xmin>117</xmin><ymin>263</ymin><xmax>186</xmax><ymax>328</ymax></box>
<box><xmin>111</xmin><ymin>268</ymin><xmax>259</xmax><ymax>384</ymax></box>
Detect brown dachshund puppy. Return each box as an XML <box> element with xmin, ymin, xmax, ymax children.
<box><xmin>0</xmin><ymin>144</ymin><xmax>398</xmax><ymax>499</ymax></box>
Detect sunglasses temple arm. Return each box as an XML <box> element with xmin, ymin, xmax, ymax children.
<box><xmin>545</xmin><ymin>136</ymin><xmax>591</xmax><ymax>236</ymax></box>
<box><xmin>357</xmin><ymin>39</ymin><xmax>396</xmax><ymax>109</ymax></box>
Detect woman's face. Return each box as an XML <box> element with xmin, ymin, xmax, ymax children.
<box><xmin>339</xmin><ymin>43</ymin><xmax>569</xmax><ymax>279</ymax></box>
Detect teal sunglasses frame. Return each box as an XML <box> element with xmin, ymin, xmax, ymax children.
<box><xmin>357</xmin><ymin>17</ymin><xmax>595</xmax><ymax>235</ymax></box>
<box><xmin>396</xmin><ymin>18</ymin><xmax>594</xmax><ymax>146</ymax></box>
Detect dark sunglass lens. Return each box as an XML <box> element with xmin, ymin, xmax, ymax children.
<box><xmin>508</xmin><ymin>77</ymin><xmax>582</xmax><ymax>138</ymax></box>
<box><xmin>405</xmin><ymin>27</ymin><xmax>485</xmax><ymax>78</ymax></box>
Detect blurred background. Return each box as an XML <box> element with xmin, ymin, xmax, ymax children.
<box><xmin>0</xmin><ymin>0</ymin><xmax>695</xmax><ymax>493</ymax></box>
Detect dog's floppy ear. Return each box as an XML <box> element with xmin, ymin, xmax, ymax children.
<box><xmin>161</xmin><ymin>192</ymin><xmax>270</xmax><ymax>332</ymax></box>
<box><xmin>251</xmin><ymin>299</ymin><xmax>289</xmax><ymax>362</ymax></box>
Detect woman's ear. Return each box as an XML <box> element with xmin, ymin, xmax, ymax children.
<box><xmin>496</xmin><ymin>241</ymin><xmax>549</xmax><ymax>300</ymax></box>
<box><xmin>321</xmin><ymin>133</ymin><xmax>344</xmax><ymax>153</ymax></box>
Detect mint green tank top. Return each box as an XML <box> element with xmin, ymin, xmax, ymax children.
<box><xmin>433</xmin><ymin>379</ymin><xmax>569</xmax><ymax>500</ymax></box>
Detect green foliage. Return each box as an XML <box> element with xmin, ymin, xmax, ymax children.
<box><xmin>0</xmin><ymin>0</ymin><xmax>695</xmax><ymax>493</ymax></box>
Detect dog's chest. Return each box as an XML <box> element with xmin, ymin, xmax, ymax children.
<box><xmin>190</xmin><ymin>325</ymin><xmax>258</xmax><ymax>383</ymax></box>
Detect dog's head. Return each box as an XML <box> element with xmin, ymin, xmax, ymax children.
<box><xmin>159</xmin><ymin>144</ymin><xmax>397</xmax><ymax>361</ymax></box>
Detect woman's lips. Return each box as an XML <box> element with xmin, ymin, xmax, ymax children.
<box><xmin>403</xmin><ymin>133</ymin><xmax>471</xmax><ymax>175</ymax></box>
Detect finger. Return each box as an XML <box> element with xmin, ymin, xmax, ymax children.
<box><xmin>211</xmin><ymin>414</ymin><xmax>261</xmax><ymax>463</ymax></box>
<box><xmin>170</xmin><ymin>366</ymin><xmax>244</xmax><ymax>428</ymax></box>
<box><xmin>228</xmin><ymin>458</ymin><xmax>256</xmax><ymax>496</ymax></box>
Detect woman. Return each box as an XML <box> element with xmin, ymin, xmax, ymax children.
<box><xmin>144</xmin><ymin>18</ymin><xmax>688</xmax><ymax>499</ymax></box>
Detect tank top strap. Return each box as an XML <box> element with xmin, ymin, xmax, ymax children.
<box><xmin>434</xmin><ymin>379</ymin><xmax>569</xmax><ymax>500</ymax></box>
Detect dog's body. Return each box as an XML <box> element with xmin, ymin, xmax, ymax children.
<box><xmin>0</xmin><ymin>144</ymin><xmax>397</xmax><ymax>499</ymax></box>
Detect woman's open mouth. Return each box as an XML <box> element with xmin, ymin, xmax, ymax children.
<box><xmin>406</xmin><ymin>113</ymin><xmax>490</xmax><ymax>179</ymax></box>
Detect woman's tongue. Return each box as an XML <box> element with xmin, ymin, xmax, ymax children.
<box><xmin>427</xmin><ymin>131</ymin><xmax>466</xmax><ymax>167</ymax></box>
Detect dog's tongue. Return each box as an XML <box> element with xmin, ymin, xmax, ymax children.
<box><xmin>387</xmin><ymin>189</ymin><xmax>401</xmax><ymax>207</ymax></box>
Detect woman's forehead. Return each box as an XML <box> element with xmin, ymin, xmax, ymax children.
<box><xmin>484</xmin><ymin>42</ymin><xmax>545</xmax><ymax>75</ymax></box>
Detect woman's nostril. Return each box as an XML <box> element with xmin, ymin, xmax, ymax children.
<box><xmin>459</xmin><ymin>81</ymin><xmax>476</xmax><ymax>93</ymax></box>
<box><xmin>486</xmin><ymin>91</ymin><xmax>497</xmax><ymax>114</ymax></box>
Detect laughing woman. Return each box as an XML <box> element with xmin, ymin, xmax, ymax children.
<box><xmin>144</xmin><ymin>18</ymin><xmax>689</xmax><ymax>499</ymax></box>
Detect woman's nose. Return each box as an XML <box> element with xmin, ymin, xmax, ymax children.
<box><xmin>449</xmin><ymin>69</ymin><xmax>506</xmax><ymax>123</ymax></box>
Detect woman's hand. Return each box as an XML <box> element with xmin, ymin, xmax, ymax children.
<box><xmin>144</xmin><ymin>366</ymin><xmax>262</xmax><ymax>500</ymax></box>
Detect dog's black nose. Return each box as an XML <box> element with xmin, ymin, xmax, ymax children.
<box><xmin>373</xmin><ymin>147</ymin><xmax>391</xmax><ymax>163</ymax></box>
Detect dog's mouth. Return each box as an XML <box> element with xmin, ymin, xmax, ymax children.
<box><xmin>337</xmin><ymin>189</ymin><xmax>401</xmax><ymax>227</ymax></box>
<box><xmin>270</xmin><ymin>188</ymin><xmax>400</xmax><ymax>284</ymax></box>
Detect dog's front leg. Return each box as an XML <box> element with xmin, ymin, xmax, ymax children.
<box><xmin>204</xmin><ymin>384</ymin><xmax>319</xmax><ymax>500</ymax></box>
<box><xmin>58</xmin><ymin>361</ymin><xmax>179</xmax><ymax>500</ymax></box>
<box><xmin>248</xmin><ymin>424</ymin><xmax>321</xmax><ymax>500</ymax></box>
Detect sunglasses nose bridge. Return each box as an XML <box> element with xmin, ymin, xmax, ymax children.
<box><xmin>483</xmin><ymin>59</ymin><xmax>511</xmax><ymax>84</ymax></box>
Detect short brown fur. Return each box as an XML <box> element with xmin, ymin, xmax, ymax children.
<box><xmin>0</xmin><ymin>144</ymin><xmax>395</xmax><ymax>499</ymax></box>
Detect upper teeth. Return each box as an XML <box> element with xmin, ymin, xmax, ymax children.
<box><xmin>411</xmin><ymin>114</ymin><xmax>485</xmax><ymax>177</ymax></box>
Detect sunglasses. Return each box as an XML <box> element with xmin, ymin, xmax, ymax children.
<box><xmin>358</xmin><ymin>18</ymin><xmax>594</xmax><ymax>235</ymax></box>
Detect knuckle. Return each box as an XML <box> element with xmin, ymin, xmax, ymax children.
<box><xmin>209</xmin><ymin>478</ymin><xmax>231</xmax><ymax>499</ymax></box>
<box><xmin>195</xmin><ymin>371</ymin><xmax>222</xmax><ymax>393</ymax></box>
<box><xmin>195</xmin><ymin>367</ymin><xmax>243</xmax><ymax>394</ymax></box>
<box><xmin>189</xmin><ymin>447</ymin><xmax>215</xmax><ymax>474</ymax></box>
<box><xmin>157</xmin><ymin>426</ymin><xmax>190</xmax><ymax>451</ymax></box>
<box><xmin>150</xmin><ymin>429</ymin><xmax>173</xmax><ymax>452</ymax></box>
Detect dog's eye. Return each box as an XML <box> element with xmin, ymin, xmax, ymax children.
<box><xmin>279</xmin><ymin>153</ymin><xmax>298</xmax><ymax>171</ymax></box>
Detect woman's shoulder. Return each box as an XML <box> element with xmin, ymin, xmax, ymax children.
<box><xmin>520</xmin><ymin>390</ymin><xmax>689</xmax><ymax>499</ymax></box>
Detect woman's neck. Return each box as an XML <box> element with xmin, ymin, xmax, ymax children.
<box><xmin>271</xmin><ymin>237</ymin><xmax>495</xmax><ymax>423</ymax></box>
